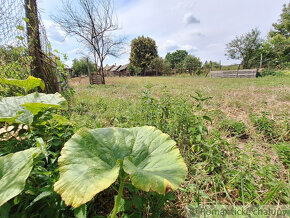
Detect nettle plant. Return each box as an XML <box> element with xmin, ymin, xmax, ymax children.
<box><xmin>0</xmin><ymin>77</ymin><xmax>187</xmax><ymax>217</ymax></box>
<box><xmin>0</xmin><ymin>77</ymin><xmax>68</xmax><ymax>207</ymax></box>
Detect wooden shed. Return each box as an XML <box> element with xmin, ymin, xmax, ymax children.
<box><xmin>110</xmin><ymin>65</ymin><xmax>121</xmax><ymax>75</ymax></box>
<box><xmin>210</xmin><ymin>69</ymin><xmax>258</xmax><ymax>78</ymax></box>
<box><xmin>104</xmin><ymin>64</ymin><xmax>114</xmax><ymax>76</ymax></box>
<box><xmin>117</xmin><ymin>64</ymin><xmax>129</xmax><ymax>76</ymax></box>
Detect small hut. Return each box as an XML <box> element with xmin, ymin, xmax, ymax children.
<box><xmin>110</xmin><ymin>65</ymin><xmax>122</xmax><ymax>76</ymax></box>
<box><xmin>104</xmin><ymin>64</ymin><xmax>114</xmax><ymax>76</ymax></box>
<box><xmin>117</xmin><ymin>64</ymin><xmax>129</xmax><ymax>76</ymax></box>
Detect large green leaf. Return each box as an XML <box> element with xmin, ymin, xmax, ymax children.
<box><xmin>0</xmin><ymin>76</ymin><xmax>45</xmax><ymax>92</ymax></box>
<box><xmin>0</xmin><ymin>148</ymin><xmax>39</xmax><ymax>207</ymax></box>
<box><xmin>0</xmin><ymin>92</ymin><xmax>67</xmax><ymax>125</ymax></box>
<box><xmin>54</xmin><ymin>126</ymin><xmax>187</xmax><ymax>208</ymax></box>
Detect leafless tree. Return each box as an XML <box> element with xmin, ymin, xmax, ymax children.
<box><xmin>52</xmin><ymin>0</ymin><xmax>124</xmax><ymax>84</ymax></box>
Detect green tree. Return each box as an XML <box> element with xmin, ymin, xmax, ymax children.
<box><xmin>150</xmin><ymin>57</ymin><xmax>164</xmax><ymax>75</ymax></box>
<box><xmin>72</xmin><ymin>58</ymin><xmax>96</xmax><ymax>77</ymax></box>
<box><xmin>269</xmin><ymin>3</ymin><xmax>290</xmax><ymax>38</ymax></box>
<box><xmin>163</xmin><ymin>61</ymin><xmax>172</xmax><ymax>75</ymax></box>
<box><xmin>183</xmin><ymin>55</ymin><xmax>202</xmax><ymax>75</ymax></box>
<box><xmin>262</xmin><ymin>3</ymin><xmax>290</xmax><ymax>68</ymax></box>
<box><xmin>129</xmin><ymin>36</ymin><xmax>158</xmax><ymax>74</ymax></box>
<box><xmin>176</xmin><ymin>62</ymin><xmax>185</xmax><ymax>74</ymax></box>
<box><xmin>165</xmin><ymin>50</ymin><xmax>188</xmax><ymax>69</ymax></box>
<box><xmin>127</xmin><ymin>63</ymin><xmax>142</xmax><ymax>76</ymax></box>
<box><xmin>225</xmin><ymin>28</ymin><xmax>262</xmax><ymax>68</ymax></box>
<box><xmin>261</xmin><ymin>35</ymin><xmax>290</xmax><ymax>68</ymax></box>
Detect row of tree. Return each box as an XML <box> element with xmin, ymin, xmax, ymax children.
<box><xmin>225</xmin><ymin>3</ymin><xmax>289</xmax><ymax>69</ymax></box>
<box><xmin>128</xmin><ymin>36</ymin><xmax>203</xmax><ymax>75</ymax></box>
<box><xmin>129</xmin><ymin>4</ymin><xmax>289</xmax><ymax>75</ymax></box>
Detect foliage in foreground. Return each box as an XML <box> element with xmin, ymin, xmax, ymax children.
<box><xmin>0</xmin><ymin>78</ymin><xmax>73</xmax><ymax>216</ymax></box>
<box><xmin>0</xmin><ymin>78</ymin><xmax>187</xmax><ymax>217</ymax></box>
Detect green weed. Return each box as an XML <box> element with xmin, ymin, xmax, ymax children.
<box><xmin>219</xmin><ymin>119</ymin><xmax>248</xmax><ymax>138</ymax></box>
<box><xmin>273</xmin><ymin>143</ymin><xmax>290</xmax><ymax>168</ymax></box>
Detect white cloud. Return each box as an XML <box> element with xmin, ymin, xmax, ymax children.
<box><xmin>159</xmin><ymin>40</ymin><xmax>198</xmax><ymax>54</ymax></box>
<box><xmin>42</xmin><ymin>20</ymin><xmax>66</xmax><ymax>43</ymax></box>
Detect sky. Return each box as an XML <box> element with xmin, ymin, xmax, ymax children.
<box><xmin>38</xmin><ymin>0</ymin><xmax>288</xmax><ymax>67</ymax></box>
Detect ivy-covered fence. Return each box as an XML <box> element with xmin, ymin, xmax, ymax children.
<box><xmin>0</xmin><ymin>0</ymin><xmax>66</xmax><ymax>94</ymax></box>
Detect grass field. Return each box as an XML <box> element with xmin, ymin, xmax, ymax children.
<box><xmin>68</xmin><ymin>75</ymin><xmax>289</xmax><ymax>216</ymax></box>
<box><xmin>69</xmin><ymin>75</ymin><xmax>290</xmax><ymax>130</ymax></box>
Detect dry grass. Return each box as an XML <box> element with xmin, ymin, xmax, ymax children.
<box><xmin>69</xmin><ymin>75</ymin><xmax>290</xmax><ymax>155</ymax></box>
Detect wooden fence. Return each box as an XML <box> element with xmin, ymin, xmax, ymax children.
<box><xmin>210</xmin><ymin>69</ymin><xmax>258</xmax><ymax>78</ymax></box>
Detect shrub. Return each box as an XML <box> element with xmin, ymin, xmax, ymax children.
<box><xmin>259</xmin><ymin>69</ymin><xmax>285</xmax><ymax>77</ymax></box>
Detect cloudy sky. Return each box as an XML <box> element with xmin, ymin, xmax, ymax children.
<box><xmin>38</xmin><ymin>0</ymin><xmax>288</xmax><ymax>67</ymax></box>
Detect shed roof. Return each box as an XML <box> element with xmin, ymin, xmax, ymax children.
<box><xmin>110</xmin><ymin>65</ymin><xmax>121</xmax><ymax>72</ymax></box>
<box><xmin>117</xmin><ymin>64</ymin><xmax>129</xmax><ymax>72</ymax></box>
<box><xmin>104</xmin><ymin>64</ymin><xmax>113</xmax><ymax>71</ymax></box>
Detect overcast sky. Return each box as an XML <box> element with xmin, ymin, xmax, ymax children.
<box><xmin>38</xmin><ymin>0</ymin><xmax>288</xmax><ymax>67</ymax></box>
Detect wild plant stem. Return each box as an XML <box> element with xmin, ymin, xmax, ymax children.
<box><xmin>111</xmin><ymin>177</ymin><xmax>125</xmax><ymax>218</ymax></box>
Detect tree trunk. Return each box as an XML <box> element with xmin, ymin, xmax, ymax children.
<box><xmin>25</xmin><ymin>0</ymin><xmax>42</xmax><ymax>80</ymax></box>
<box><xmin>100</xmin><ymin>61</ymin><xmax>105</xmax><ymax>84</ymax></box>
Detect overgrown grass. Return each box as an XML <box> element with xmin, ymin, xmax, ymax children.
<box><xmin>68</xmin><ymin>75</ymin><xmax>290</xmax><ymax>216</ymax></box>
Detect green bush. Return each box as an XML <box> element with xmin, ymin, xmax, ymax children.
<box><xmin>259</xmin><ymin>69</ymin><xmax>285</xmax><ymax>77</ymax></box>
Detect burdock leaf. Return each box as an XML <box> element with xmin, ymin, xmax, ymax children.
<box><xmin>0</xmin><ymin>148</ymin><xmax>39</xmax><ymax>206</ymax></box>
<box><xmin>54</xmin><ymin>126</ymin><xmax>187</xmax><ymax>208</ymax></box>
<box><xmin>0</xmin><ymin>92</ymin><xmax>67</xmax><ymax>125</ymax></box>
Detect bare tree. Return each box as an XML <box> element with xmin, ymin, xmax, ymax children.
<box><xmin>52</xmin><ymin>0</ymin><xmax>124</xmax><ymax>84</ymax></box>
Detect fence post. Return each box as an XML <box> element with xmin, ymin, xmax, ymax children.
<box><xmin>87</xmin><ymin>57</ymin><xmax>92</xmax><ymax>84</ymax></box>
<box><xmin>260</xmin><ymin>53</ymin><xmax>263</xmax><ymax>69</ymax></box>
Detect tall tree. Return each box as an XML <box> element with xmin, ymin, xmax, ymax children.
<box><xmin>165</xmin><ymin>50</ymin><xmax>188</xmax><ymax>69</ymax></box>
<box><xmin>269</xmin><ymin>3</ymin><xmax>290</xmax><ymax>38</ymax></box>
<box><xmin>261</xmin><ymin>3</ymin><xmax>290</xmax><ymax>68</ymax></box>
<box><xmin>225</xmin><ymin>28</ymin><xmax>262</xmax><ymax>68</ymax></box>
<box><xmin>52</xmin><ymin>0</ymin><xmax>124</xmax><ymax>84</ymax></box>
<box><xmin>183</xmin><ymin>55</ymin><xmax>202</xmax><ymax>75</ymax></box>
<box><xmin>129</xmin><ymin>36</ymin><xmax>158</xmax><ymax>75</ymax></box>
